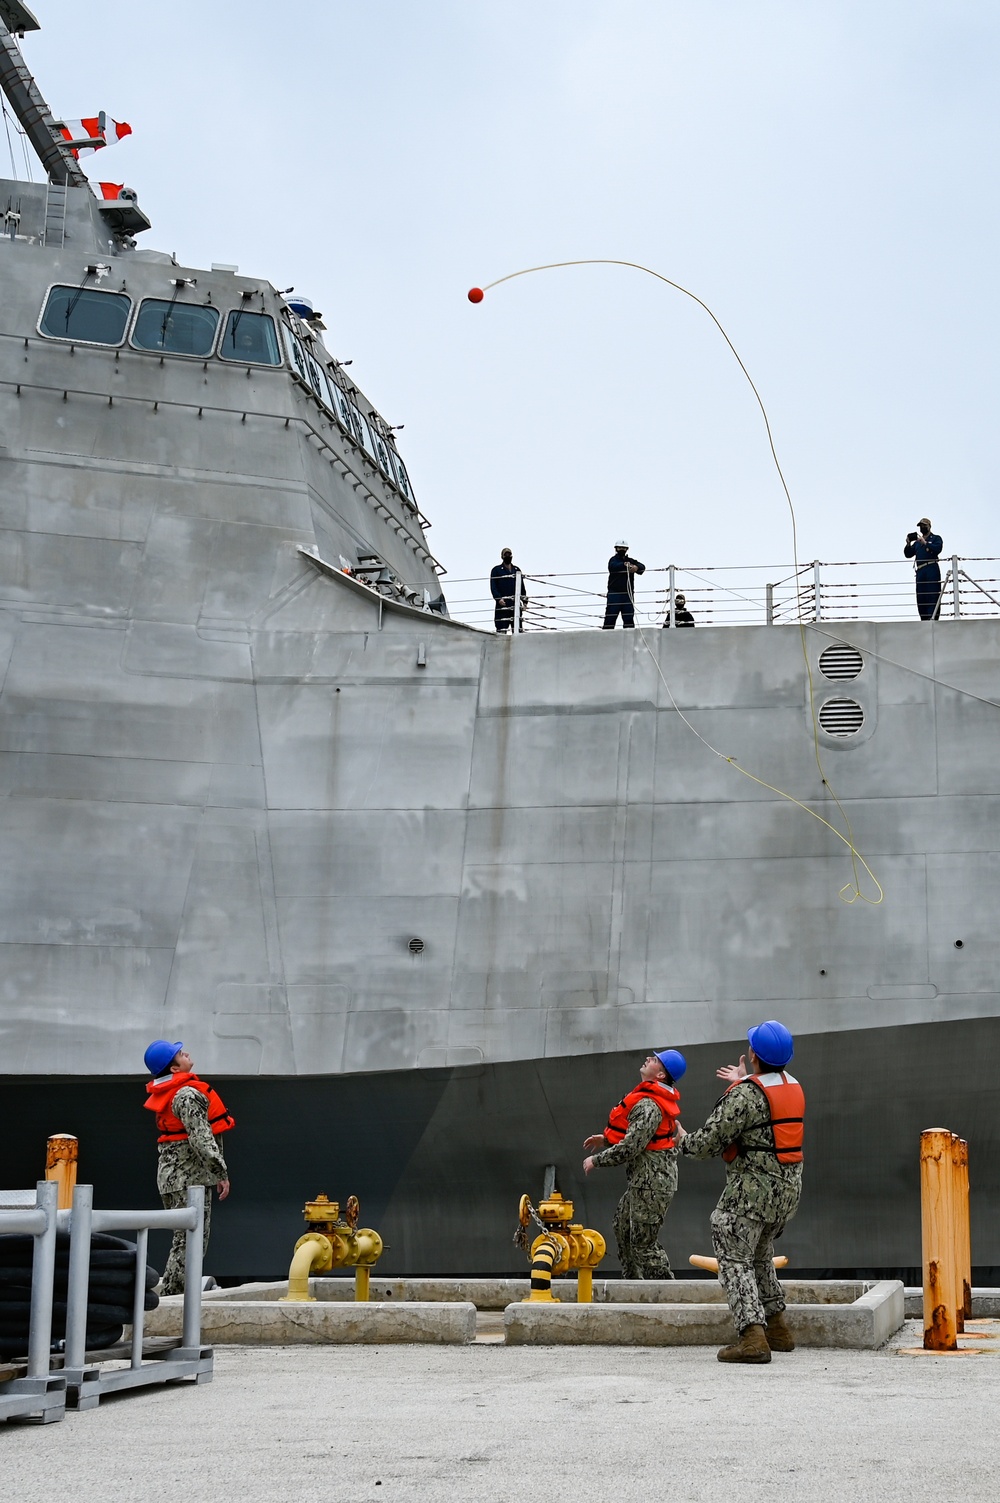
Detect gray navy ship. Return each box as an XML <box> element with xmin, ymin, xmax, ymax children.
<box><xmin>2</xmin><ymin>4</ymin><xmax>999</xmax><ymax>1280</ymax></box>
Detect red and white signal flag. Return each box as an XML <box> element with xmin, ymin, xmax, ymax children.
<box><xmin>57</xmin><ymin>116</ymin><xmax>132</xmax><ymax>158</ymax></box>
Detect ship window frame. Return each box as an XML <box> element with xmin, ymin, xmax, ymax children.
<box><xmin>280</xmin><ymin>319</ymin><xmax>335</xmax><ymax>411</ymax></box>
<box><xmin>36</xmin><ymin>282</ymin><xmax>133</xmax><ymax>348</ymax></box>
<box><xmin>280</xmin><ymin>318</ymin><xmax>312</xmax><ymax>388</ymax></box>
<box><xmin>128</xmin><ymin>296</ymin><xmax>221</xmax><ymax>360</ymax></box>
<box><xmin>368</xmin><ymin>422</ymin><xmax>398</xmax><ymax>486</ymax></box>
<box><xmin>327</xmin><ymin>375</ymin><xmax>356</xmax><ymax>438</ymax></box>
<box><xmin>218</xmin><ymin>308</ymin><xmax>282</xmax><ymax>367</ymax></box>
<box><xmin>389</xmin><ymin>448</ymin><xmax>415</xmax><ymax>507</ymax></box>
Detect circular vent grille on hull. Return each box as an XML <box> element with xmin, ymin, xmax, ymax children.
<box><xmin>819</xmin><ymin>643</ymin><xmax>864</xmax><ymax>680</ymax></box>
<box><xmin>818</xmin><ymin>698</ymin><xmax>865</xmax><ymax>737</ymax></box>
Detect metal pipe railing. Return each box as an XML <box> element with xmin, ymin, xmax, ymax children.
<box><xmin>61</xmin><ymin>1185</ymin><xmax>212</xmax><ymax>1410</ymax></box>
<box><xmin>449</xmin><ymin>557</ymin><xmax>1000</xmax><ymax>632</ymax></box>
<box><xmin>0</xmin><ymin>1180</ymin><xmax>66</xmax><ymax>1425</ymax></box>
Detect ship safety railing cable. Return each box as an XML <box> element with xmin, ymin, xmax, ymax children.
<box><xmin>470</xmin><ymin>258</ymin><xmax>882</xmax><ymax>904</ymax></box>
<box><xmin>1</xmin><ymin>100</ymin><xmax>16</xmax><ymax>179</ymax></box>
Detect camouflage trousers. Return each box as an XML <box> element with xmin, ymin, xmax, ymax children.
<box><xmin>160</xmin><ymin>1186</ymin><xmax>212</xmax><ymax>1296</ymax></box>
<box><xmin>613</xmin><ymin>1176</ymin><xmax>676</xmax><ymax>1279</ymax></box>
<box><xmin>710</xmin><ymin>1208</ymin><xmax>787</xmax><ymax>1333</ymax></box>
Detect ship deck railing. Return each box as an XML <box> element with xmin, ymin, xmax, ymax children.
<box><xmin>444</xmin><ymin>556</ymin><xmax>1000</xmax><ymax>632</ymax></box>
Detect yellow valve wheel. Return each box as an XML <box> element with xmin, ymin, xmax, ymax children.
<box><xmin>519</xmin><ymin>1194</ymin><xmax>532</xmax><ymax>1228</ymax></box>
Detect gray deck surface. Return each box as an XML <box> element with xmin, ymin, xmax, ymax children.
<box><xmin>3</xmin><ymin>1320</ymin><xmax>997</xmax><ymax>1500</ymax></box>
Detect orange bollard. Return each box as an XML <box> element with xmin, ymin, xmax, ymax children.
<box><xmin>920</xmin><ymin>1128</ymin><xmax>959</xmax><ymax>1351</ymax></box>
<box><xmin>45</xmin><ymin>1133</ymin><xmax>78</xmax><ymax>1211</ymax></box>
<box><xmin>952</xmin><ymin>1136</ymin><xmax>972</xmax><ymax>1325</ymax></box>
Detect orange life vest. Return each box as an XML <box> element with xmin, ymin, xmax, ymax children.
<box><xmin>144</xmin><ymin>1072</ymin><xmax>235</xmax><ymax>1144</ymax></box>
<box><xmin>721</xmin><ymin>1071</ymin><xmax>804</xmax><ymax>1164</ymax></box>
<box><xmin>605</xmin><ymin>1080</ymin><xmax>681</xmax><ymax>1151</ymax></box>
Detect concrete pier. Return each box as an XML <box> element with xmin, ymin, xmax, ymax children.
<box><xmin>3</xmin><ymin>1331</ymin><xmax>999</xmax><ymax>1501</ymax></box>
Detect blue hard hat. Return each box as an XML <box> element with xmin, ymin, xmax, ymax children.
<box><xmin>144</xmin><ymin>1039</ymin><xmax>182</xmax><ymax>1076</ymax></box>
<box><xmin>747</xmin><ymin>1021</ymin><xmax>794</xmax><ymax>1069</ymax></box>
<box><xmin>656</xmin><ymin>1048</ymin><xmax>687</xmax><ymax>1082</ymax></box>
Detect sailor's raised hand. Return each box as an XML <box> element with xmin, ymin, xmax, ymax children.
<box><xmin>582</xmin><ymin>1134</ymin><xmax>606</xmax><ymax>1153</ymax></box>
<box><xmin>716</xmin><ymin>1054</ymin><xmax>748</xmax><ymax>1083</ymax></box>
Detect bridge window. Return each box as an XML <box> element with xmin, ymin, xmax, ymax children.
<box><xmin>131</xmin><ymin>299</ymin><xmax>219</xmax><ymax>357</ymax></box>
<box><xmin>219</xmin><ymin>310</ymin><xmax>281</xmax><ymax>365</ymax></box>
<box><xmin>39</xmin><ymin>285</ymin><xmax>131</xmax><ymax>345</ymax></box>
<box><xmin>391</xmin><ymin>452</ymin><xmax>415</xmax><ymax>505</ymax></box>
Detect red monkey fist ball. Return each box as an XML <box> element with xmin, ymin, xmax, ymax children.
<box><xmin>467</xmin><ymin>287</ymin><xmax>484</xmax><ymax>303</ymax></box>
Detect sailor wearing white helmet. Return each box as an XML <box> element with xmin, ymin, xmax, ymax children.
<box><xmin>602</xmin><ymin>540</ymin><xmax>645</xmax><ymax>629</ymax></box>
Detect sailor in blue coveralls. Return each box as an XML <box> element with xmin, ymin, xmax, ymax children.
<box><xmin>903</xmin><ymin>518</ymin><xmax>943</xmax><ymax>621</ymax></box>
<box><xmin>490</xmin><ymin>547</ymin><xmax>528</xmax><ymax>633</ymax></box>
<box><xmin>603</xmin><ymin>540</ymin><xmax>646</xmax><ymax>629</ymax></box>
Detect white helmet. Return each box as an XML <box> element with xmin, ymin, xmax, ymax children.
<box><xmin>615</xmin><ymin>539</ymin><xmax>629</xmax><ymax>548</ymax></box>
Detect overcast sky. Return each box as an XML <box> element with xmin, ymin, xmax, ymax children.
<box><xmin>17</xmin><ymin>2</ymin><xmax>1000</xmax><ymax>615</ymax></box>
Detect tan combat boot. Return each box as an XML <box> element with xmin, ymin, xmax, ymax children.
<box><xmin>716</xmin><ymin>1323</ymin><xmax>772</xmax><ymax>1363</ymax></box>
<box><xmin>764</xmin><ymin>1312</ymin><xmax>795</xmax><ymax>1352</ymax></box>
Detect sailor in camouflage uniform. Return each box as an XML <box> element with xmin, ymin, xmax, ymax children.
<box><xmin>679</xmin><ymin>1020</ymin><xmax>804</xmax><ymax>1364</ymax></box>
<box><xmin>143</xmin><ymin>1040</ymin><xmax>234</xmax><ymax>1295</ymax></box>
<box><xmin>583</xmin><ymin>1049</ymin><xmax>686</xmax><ymax>1279</ymax></box>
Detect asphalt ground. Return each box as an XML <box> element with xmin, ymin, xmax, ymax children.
<box><xmin>3</xmin><ymin>1319</ymin><xmax>998</xmax><ymax>1502</ymax></box>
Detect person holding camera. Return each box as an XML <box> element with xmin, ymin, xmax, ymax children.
<box><xmin>904</xmin><ymin>518</ymin><xmax>943</xmax><ymax>621</ymax></box>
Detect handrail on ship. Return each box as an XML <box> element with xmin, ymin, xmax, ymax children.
<box><xmin>445</xmin><ymin>557</ymin><xmax>1000</xmax><ymax>632</ymax></box>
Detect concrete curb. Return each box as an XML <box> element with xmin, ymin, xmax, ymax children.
<box><xmin>206</xmin><ymin>1277</ymin><xmax>880</xmax><ymax>1310</ymax></box>
<box><xmin>904</xmin><ymin>1287</ymin><xmax>1000</xmax><ymax>1319</ymax></box>
<box><xmin>504</xmin><ymin>1282</ymin><xmax>904</xmax><ymax>1349</ymax></box>
<box><xmin>143</xmin><ymin>1299</ymin><xmax>477</xmax><ymax>1345</ymax></box>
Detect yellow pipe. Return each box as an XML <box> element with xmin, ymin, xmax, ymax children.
<box><xmin>577</xmin><ymin>1267</ymin><xmax>593</xmax><ymax>1304</ymax></box>
<box><xmin>355</xmin><ymin>1266</ymin><xmax>371</xmax><ymax>1302</ymax></box>
<box><xmin>280</xmin><ymin>1233</ymin><xmax>333</xmax><ymax>1303</ymax></box>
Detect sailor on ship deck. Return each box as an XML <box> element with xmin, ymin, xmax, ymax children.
<box><xmin>904</xmin><ymin>518</ymin><xmax>943</xmax><ymax>621</ymax></box>
<box><xmin>490</xmin><ymin>547</ymin><xmax>528</xmax><ymax>633</ymax></box>
<box><xmin>603</xmin><ymin>540</ymin><xmax>645</xmax><ymax>629</ymax></box>
<box><xmin>662</xmin><ymin>592</ymin><xmax>695</xmax><ymax>627</ymax></box>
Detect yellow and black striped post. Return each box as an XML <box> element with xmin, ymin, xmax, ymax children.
<box><xmin>524</xmin><ymin>1236</ymin><xmax>562</xmax><ymax>1303</ymax></box>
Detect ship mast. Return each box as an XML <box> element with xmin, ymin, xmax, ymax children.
<box><xmin>0</xmin><ymin>1</ymin><xmax>91</xmax><ymax>186</ymax></box>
